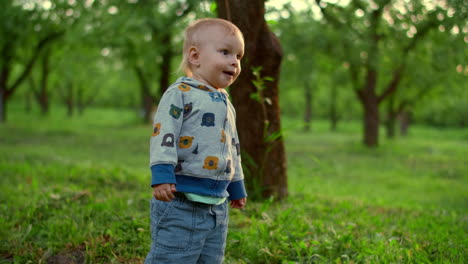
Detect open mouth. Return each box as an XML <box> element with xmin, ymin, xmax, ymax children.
<box><xmin>223</xmin><ymin>71</ymin><xmax>234</xmax><ymax>76</ymax></box>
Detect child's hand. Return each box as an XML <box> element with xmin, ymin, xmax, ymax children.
<box><xmin>230</xmin><ymin>197</ymin><xmax>247</xmax><ymax>209</ymax></box>
<box><xmin>153</xmin><ymin>184</ymin><xmax>176</xmax><ymax>202</ymax></box>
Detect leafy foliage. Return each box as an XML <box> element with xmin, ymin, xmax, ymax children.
<box><xmin>267</xmin><ymin>0</ymin><xmax>467</xmax><ymax>130</ymax></box>
<box><xmin>2</xmin><ymin>0</ymin><xmax>466</xmax><ymax>128</ymax></box>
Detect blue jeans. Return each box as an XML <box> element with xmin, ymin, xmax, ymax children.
<box><xmin>144</xmin><ymin>193</ymin><xmax>229</xmax><ymax>264</ymax></box>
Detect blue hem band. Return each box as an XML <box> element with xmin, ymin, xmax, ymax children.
<box><xmin>150</xmin><ymin>165</ymin><xmax>247</xmax><ymax>200</ymax></box>
<box><xmin>227</xmin><ymin>180</ymin><xmax>247</xmax><ymax>200</ymax></box>
<box><xmin>151</xmin><ymin>164</ymin><xmax>176</xmax><ymax>186</ymax></box>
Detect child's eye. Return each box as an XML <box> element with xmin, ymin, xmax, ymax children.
<box><xmin>220</xmin><ymin>49</ymin><xmax>229</xmax><ymax>55</ymax></box>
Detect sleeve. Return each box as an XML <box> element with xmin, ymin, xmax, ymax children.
<box><xmin>149</xmin><ymin>87</ymin><xmax>184</xmax><ymax>186</ymax></box>
<box><xmin>226</xmin><ymin>128</ymin><xmax>247</xmax><ymax>200</ymax></box>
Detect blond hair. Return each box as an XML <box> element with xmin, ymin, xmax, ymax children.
<box><xmin>178</xmin><ymin>18</ymin><xmax>244</xmax><ymax>76</ymax></box>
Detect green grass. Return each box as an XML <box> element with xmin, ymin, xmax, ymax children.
<box><xmin>0</xmin><ymin>106</ymin><xmax>467</xmax><ymax>263</ymax></box>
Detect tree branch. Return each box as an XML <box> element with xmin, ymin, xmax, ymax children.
<box><xmin>0</xmin><ymin>42</ymin><xmax>13</xmax><ymax>92</ymax></box>
<box><xmin>380</xmin><ymin>9</ymin><xmax>439</xmax><ymax>103</ymax></box>
<box><xmin>397</xmin><ymin>84</ymin><xmax>435</xmax><ymax>114</ymax></box>
<box><xmin>28</xmin><ymin>76</ymin><xmax>40</xmax><ymax>102</ymax></box>
<box><xmin>363</xmin><ymin>0</ymin><xmax>392</xmax><ymax>97</ymax></box>
<box><xmin>378</xmin><ymin>64</ymin><xmax>405</xmax><ymax>103</ymax></box>
<box><xmin>6</xmin><ymin>30</ymin><xmax>64</xmax><ymax>99</ymax></box>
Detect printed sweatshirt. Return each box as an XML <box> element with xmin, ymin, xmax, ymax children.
<box><xmin>149</xmin><ymin>77</ymin><xmax>247</xmax><ymax>201</ymax></box>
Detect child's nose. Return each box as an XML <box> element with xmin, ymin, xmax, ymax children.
<box><xmin>231</xmin><ymin>57</ymin><xmax>239</xmax><ymax>66</ymax></box>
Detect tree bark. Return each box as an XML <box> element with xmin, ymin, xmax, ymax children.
<box><xmin>316</xmin><ymin>0</ymin><xmax>437</xmax><ymax>147</ymax></box>
<box><xmin>0</xmin><ymin>31</ymin><xmax>63</xmax><ymax>122</ymax></box>
<box><xmin>217</xmin><ymin>0</ymin><xmax>288</xmax><ymax>199</ymax></box>
<box><xmin>362</xmin><ymin>99</ymin><xmax>379</xmax><ymax>146</ymax></box>
<box><xmin>358</xmin><ymin>75</ymin><xmax>379</xmax><ymax>147</ymax></box>
<box><xmin>0</xmin><ymin>88</ymin><xmax>5</xmax><ymax>122</ymax></box>
<box><xmin>0</xmin><ymin>42</ymin><xmax>13</xmax><ymax>122</ymax></box>
<box><xmin>57</xmin><ymin>80</ymin><xmax>74</xmax><ymax>117</ymax></box>
<box><xmin>135</xmin><ymin>65</ymin><xmax>154</xmax><ymax>123</ymax></box>
<box><xmin>159</xmin><ymin>32</ymin><xmax>172</xmax><ymax>97</ymax></box>
<box><xmin>399</xmin><ymin>111</ymin><xmax>411</xmax><ymax>136</ymax></box>
<box><xmin>38</xmin><ymin>49</ymin><xmax>51</xmax><ymax>115</ymax></box>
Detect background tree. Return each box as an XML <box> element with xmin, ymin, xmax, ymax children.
<box><xmin>384</xmin><ymin>14</ymin><xmax>466</xmax><ymax>137</ymax></box>
<box><xmin>0</xmin><ymin>0</ymin><xmax>63</xmax><ymax>122</ymax></box>
<box><xmin>53</xmin><ymin>43</ymin><xmax>105</xmax><ymax>116</ymax></box>
<box><xmin>273</xmin><ymin>5</ymin><xmax>320</xmax><ymax>132</ymax></box>
<box><xmin>315</xmin><ymin>0</ymin><xmax>464</xmax><ymax>147</ymax></box>
<box><xmin>94</xmin><ymin>0</ymin><xmax>206</xmax><ymax>123</ymax></box>
<box><xmin>3</xmin><ymin>0</ymin><xmax>465</xmax><ymax>133</ymax></box>
<box><xmin>271</xmin><ymin>4</ymin><xmax>355</xmax><ymax>132</ymax></box>
<box><xmin>29</xmin><ymin>47</ymin><xmax>52</xmax><ymax>115</ymax></box>
<box><xmin>216</xmin><ymin>0</ymin><xmax>288</xmax><ymax>199</ymax></box>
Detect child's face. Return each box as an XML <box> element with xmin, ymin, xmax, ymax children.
<box><xmin>189</xmin><ymin>25</ymin><xmax>244</xmax><ymax>89</ymax></box>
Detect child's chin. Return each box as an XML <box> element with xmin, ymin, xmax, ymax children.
<box><xmin>217</xmin><ymin>82</ymin><xmax>230</xmax><ymax>89</ymax></box>
<box><xmin>225</xmin><ymin>79</ymin><xmax>235</xmax><ymax>86</ymax></box>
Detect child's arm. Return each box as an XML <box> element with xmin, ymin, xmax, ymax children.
<box><xmin>230</xmin><ymin>197</ymin><xmax>247</xmax><ymax>209</ymax></box>
<box><xmin>152</xmin><ymin>183</ymin><xmax>177</xmax><ymax>202</ymax></box>
<box><xmin>226</xmin><ymin>128</ymin><xmax>247</xmax><ymax>208</ymax></box>
<box><xmin>149</xmin><ymin>87</ymin><xmax>184</xmax><ymax>196</ymax></box>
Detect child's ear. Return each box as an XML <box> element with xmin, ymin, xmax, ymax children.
<box><xmin>188</xmin><ymin>46</ymin><xmax>200</xmax><ymax>67</ymax></box>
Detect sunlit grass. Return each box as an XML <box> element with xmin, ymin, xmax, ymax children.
<box><xmin>283</xmin><ymin>118</ymin><xmax>468</xmax><ymax>211</ymax></box>
<box><xmin>0</xmin><ymin>106</ymin><xmax>466</xmax><ymax>263</ymax></box>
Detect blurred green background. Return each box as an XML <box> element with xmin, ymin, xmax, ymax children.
<box><xmin>1</xmin><ymin>0</ymin><xmax>467</xmax><ymax>263</ymax></box>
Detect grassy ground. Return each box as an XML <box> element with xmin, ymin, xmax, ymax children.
<box><xmin>0</xmin><ymin>106</ymin><xmax>466</xmax><ymax>263</ymax></box>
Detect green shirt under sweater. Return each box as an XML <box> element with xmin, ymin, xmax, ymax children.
<box><xmin>183</xmin><ymin>192</ymin><xmax>226</xmax><ymax>205</ymax></box>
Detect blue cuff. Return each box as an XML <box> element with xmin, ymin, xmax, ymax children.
<box><xmin>226</xmin><ymin>180</ymin><xmax>247</xmax><ymax>200</ymax></box>
<box><xmin>150</xmin><ymin>164</ymin><xmax>176</xmax><ymax>186</ymax></box>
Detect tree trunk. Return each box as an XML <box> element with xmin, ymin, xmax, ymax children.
<box><xmin>135</xmin><ymin>66</ymin><xmax>154</xmax><ymax>123</ymax></box>
<box><xmin>399</xmin><ymin>110</ymin><xmax>411</xmax><ymax>136</ymax></box>
<box><xmin>362</xmin><ymin>98</ymin><xmax>379</xmax><ymax>146</ymax></box>
<box><xmin>0</xmin><ymin>42</ymin><xmax>12</xmax><ymax>123</ymax></box>
<box><xmin>358</xmin><ymin>73</ymin><xmax>380</xmax><ymax>147</ymax></box>
<box><xmin>38</xmin><ymin>49</ymin><xmax>51</xmax><ymax>115</ymax></box>
<box><xmin>159</xmin><ymin>33</ymin><xmax>172</xmax><ymax>97</ymax></box>
<box><xmin>0</xmin><ymin>31</ymin><xmax>63</xmax><ymax>123</ymax></box>
<box><xmin>217</xmin><ymin>0</ymin><xmax>288</xmax><ymax>199</ymax></box>
<box><xmin>0</xmin><ymin>88</ymin><xmax>5</xmax><ymax>122</ymax></box>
